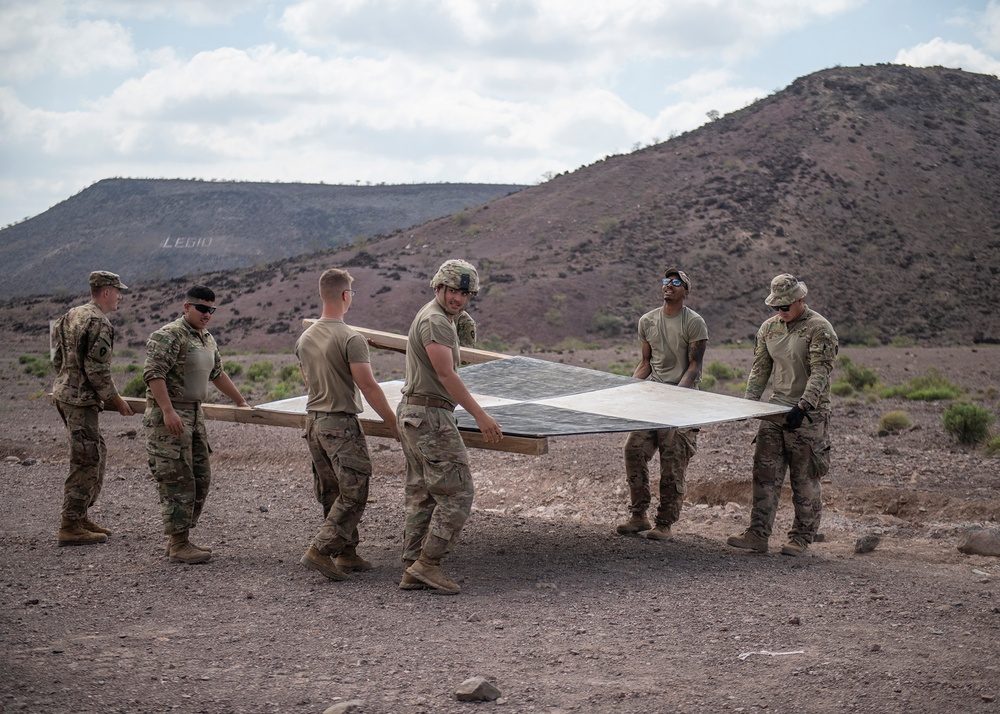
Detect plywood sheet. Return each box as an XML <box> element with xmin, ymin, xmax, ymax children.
<box><xmin>257</xmin><ymin>356</ymin><xmax>787</xmax><ymax>438</ymax></box>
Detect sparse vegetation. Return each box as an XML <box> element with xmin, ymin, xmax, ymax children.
<box><xmin>246</xmin><ymin>361</ymin><xmax>274</xmax><ymax>383</ymax></box>
<box><xmin>121</xmin><ymin>374</ymin><xmax>146</xmax><ymax>398</ymax></box>
<box><xmin>705</xmin><ymin>361</ymin><xmax>741</xmax><ymax>381</ymax></box>
<box><xmin>836</xmin><ymin>356</ymin><xmax>879</xmax><ymax>391</ymax></box>
<box><xmin>983</xmin><ymin>435</ymin><xmax>1000</xmax><ymax>456</ymax></box>
<box><xmin>19</xmin><ymin>355</ymin><xmax>51</xmax><ymax>379</ymax></box>
<box><xmin>880</xmin><ymin>368</ymin><xmax>962</xmax><ymax>401</ymax></box>
<box><xmin>878</xmin><ymin>410</ymin><xmax>912</xmax><ymax>433</ymax></box>
<box><xmin>224</xmin><ymin>361</ymin><xmax>243</xmax><ymax>376</ymax></box>
<box><xmin>942</xmin><ymin>402</ymin><xmax>995</xmax><ymax>445</ymax></box>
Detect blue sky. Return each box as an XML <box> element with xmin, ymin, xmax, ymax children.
<box><xmin>1</xmin><ymin>0</ymin><xmax>998</xmax><ymax>229</ymax></box>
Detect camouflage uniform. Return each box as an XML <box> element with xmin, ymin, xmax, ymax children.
<box><xmin>142</xmin><ymin>317</ymin><xmax>223</xmax><ymax>535</ymax></box>
<box><xmin>397</xmin><ymin>298</ymin><xmax>473</xmax><ymax>565</ymax></box>
<box><xmin>455</xmin><ymin>311</ymin><xmax>477</xmax><ymax>348</ymax></box>
<box><xmin>295</xmin><ymin>317</ymin><xmax>374</xmax><ymax>557</ymax></box>
<box><xmin>744</xmin><ymin>305</ymin><xmax>838</xmax><ymax>543</ymax></box>
<box><xmin>52</xmin><ymin>301</ymin><xmax>121</xmax><ymax>522</ymax></box>
<box><xmin>623</xmin><ymin>294</ymin><xmax>708</xmax><ymax>528</ymax></box>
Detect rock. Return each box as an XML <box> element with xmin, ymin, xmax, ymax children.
<box><xmin>4</xmin><ymin>455</ymin><xmax>19</xmax><ymax>463</ymax></box>
<box><xmin>455</xmin><ymin>676</ymin><xmax>501</xmax><ymax>702</ymax></box>
<box><xmin>21</xmin><ymin>458</ymin><xmax>37</xmax><ymax>466</ymax></box>
<box><xmin>323</xmin><ymin>700</ymin><xmax>365</xmax><ymax>714</ymax></box>
<box><xmin>855</xmin><ymin>535</ymin><xmax>881</xmax><ymax>553</ymax></box>
<box><xmin>957</xmin><ymin>527</ymin><xmax>1000</xmax><ymax>556</ymax></box>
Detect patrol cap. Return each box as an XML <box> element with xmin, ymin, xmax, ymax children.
<box><xmin>430</xmin><ymin>259</ymin><xmax>480</xmax><ymax>294</ymax></box>
<box><xmin>765</xmin><ymin>273</ymin><xmax>807</xmax><ymax>306</ymax></box>
<box><xmin>664</xmin><ymin>268</ymin><xmax>691</xmax><ymax>291</ymax></box>
<box><xmin>89</xmin><ymin>271</ymin><xmax>128</xmax><ymax>291</ymax></box>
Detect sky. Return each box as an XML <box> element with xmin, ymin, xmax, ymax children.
<box><xmin>1</xmin><ymin>0</ymin><xmax>999</xmax><ymax>230</ymax></box>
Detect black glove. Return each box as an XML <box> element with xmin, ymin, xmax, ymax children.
<box><xmin>784</xmin><ymin>405</ymin><xmax>810</xmax><ymax>430</ymax></box>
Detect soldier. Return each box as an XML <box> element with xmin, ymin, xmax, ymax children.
<box><xmin>52</xmin><ymin>271</ymin><xmax>135</xmax><ymax>546</ymax></box>
<box><xmin>295</xmin><ymin>268</ymin><xmax>399</xmax><ymax>582</ymax></box>
<box><xmin>142</xmin><ymin>285</ymin><xmax>250</xmax><ymax>564</ymax></box>
<box><xmin>397</xmin><ymin>259</ymin><xmax>502</xmax><ymax>594</ymax></box>
<box><xmin>616</xmin><ymin>268</ymin><xmax>708</xmax><ymax>541</ymax></box>
<box><xmin>727</xmin><ymin>274</ymin><xmax>838</xmax><ymax>556</ymax></box>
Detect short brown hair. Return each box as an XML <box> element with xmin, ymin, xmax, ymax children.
<box><xmin>319</xmin><ymin>268</ymin><xmax>353</xmax><ymax>302</ymax></box>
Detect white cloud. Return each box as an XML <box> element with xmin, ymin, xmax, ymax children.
<box><xmin>0</xmin><ymin>0</ymin><xmax>136</xmax><ymax>81</ymax></box>
<box><xmin>280</xmin><ymin>0</ymin><xmax>864</xmax><ymax>62</ymax></box>
<box><xmin>76</xmin><ymin>0</ymin><xmax>262</xmax><ymax>26</ymax></box>
<box><xmin>895</xmin><ymin>38</ymin><xmax>1000</xmax><ymax>78</ymax></box>
<box><xmin>980</xmin><ymin>0</ymin><xmax>1000</xmax><ymax>53</ymax></box>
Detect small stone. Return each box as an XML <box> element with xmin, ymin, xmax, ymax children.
<box><xmin>788</xmin><ymin>616</ymin><xmax>801</xmax><ymax>625</ymax></box>
<box><xmin>20</xmin><ymin>458</ymin><xmax>37</xmax><ymax>466</ymax></box>
<box><xmin>870</xmin><ymin>644</ymin><xmax>881</xmax><ymax>652</ymax></box>
<box><xmin>855</xmin><ymin>535</ymin><xmax>880</xmax><ymax>554</ymax></box>
<box><xmin>259</xmin><ymin>505</ymin><xmax>269</xmax><ymax>513</ymax></box>
<box><xmin>323</xmin><ymin>700</ymin><xmax>365</xmax><ymax>714</ymax></box>
<box><xmin>456</xmin><ymin>676</ymin><xmax>501</xmax><ymax>702</ymax></box>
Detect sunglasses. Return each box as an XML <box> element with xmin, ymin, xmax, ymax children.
<box><xmin>189</xmin><ymin>303</ymin><xmax>217</xmax><ymax>315</ymax></box>
<box><xmin>662</xmin><ymin>278</ymin><xmax>685</xmax><ymax>287</ymax></box>
<box><xmin>772</xmin><ymin>304</ymin><xmax>793</xmax><ymax>312</ymax></box>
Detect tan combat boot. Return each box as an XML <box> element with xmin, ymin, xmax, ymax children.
<box><xmin>335</xmin><ymin>546</ymin><xmax>373</xmax><ymax>572</ymax></box>
<box><xmin>399</xmin><ymin>559</ymin><xmax>427</xmax><ymax>590</ymax></box>
<box><xmin>406</xmin><ymin>557</ymin><xmax>461</xmax><ymax>595</ymax></box>
<box><xmin>57</xmin><ymin>517</ymin><xmax>108</xmax><ymax>547</ymax></box>
<box><xmin>299</xmin><ymin>546</ymin><xmax>347</xmax><ymax>581</ymax></box>
<box><xmin>167</xmin><ymin>532</ymin><xmax>212</xmax><ymax>564</ymax></box>
<box><xmin>780</xmin><ymin>538</ymin><xmax>809</xmax><ymax>556</ymax></box>
<box><xmin>616</xmin><ymin>513</ymin><xmax>652</xmax><ymax>535</ymax></box>
<box><xmin>726</xmin><ymin>529</ymin><xmax>769</xmax><ymax>553</ymax></box>
<box><xmin>645</xmin><ymin>524</ymin><xmax>673</xmax><ymax>541</ymax></box>
<box><xmin>81</xmin><ymin>516</ymin><xmax>112</xmax><ymax>536</ymax></box>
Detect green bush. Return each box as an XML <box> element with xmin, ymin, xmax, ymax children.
<box><xmin>246</xmin><ymin>361</ymin><xmax>274</xmax><ymax>383</ymax></box>
<box><xmin>224</xmin><ymin>360</ymin><xmax>243</xmax><ymax>376</ymax></box>
<box><xmin>280</xmin><ymin>364</ymin><xmax>303</xmax><ymax>382</ymax></box>
<box><xmin>121</xmin><ymin>374</ymin><xmax>146</xmax><ymax>398</ymax></box>
<box><xmin>268</xmin><ymin>381</ymin><xmax>301</xmax><ymax>401</ymax></box>
<box><xmin>984</xmin><ymin>435</ymin><xmax>1000</xmax><ymax>457</ymax></box>
<box><xmin>880</xmin><ymin>368</ymin><xmax>962</xmax><ymax>401</ymax></box>
<box><xmin>20</xmin><ymin>355</ymin><xmax>52</xmax><ymax>378</ymax></box>
<box><xmin>878</xmin><ymin>410</ymin><xmax>912</xmax><ymax>433</ymax></box>
<box><xmin>831</xmin><ymin>381</ymin><xmax>855</xmax><ymax>397</ymax></box>
<box><xmin>942</xmin><ymin>402</ymin><xmax>995</xmax><ymax>445</ymax></box>
<box><xmin>590</xmin><ymin>312</ymin><xmax>628</xmax><ymax>337</ymax></box>
<box><xmin>837</xmin><ymin>356</ymin><xmax>878</xmax><ymax>390</ymax></box>
<box><xmin>606</xmin><ymin>361</ymin><xmax>634</xmax><ymax>377</ymax></box>
<box><xmin>699</xmin><ymin>374</ymin><xmax>718</xmax><ymax>392</ymax></box>
<box><xmin>705</xmin><ymin>361</ymin><xmax>740</xmax><ymax>380</ymax></box>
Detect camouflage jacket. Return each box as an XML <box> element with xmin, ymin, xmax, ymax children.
<box><xmin>745</xmin><ymin>306</ymin><xmax>838</xmax><ymax>413</ymax></box>
<box><xmin>52</xmin><ymin>302</ymin><xmax>120</xmax><ymax>407</ymax></box>
<box><xmin>455</xmin><ymin>310</ymin><xmax>477</xmax><ymax>348</ymax></box>
<box><xmin>142</xmin><ymin>317</ymin><xmax>223</xmax><ymax>402</ymax></box>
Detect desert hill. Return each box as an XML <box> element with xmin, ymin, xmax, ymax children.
<box><xmin>2</xmin><ymin>64</ymin><xmax>999</xmax><ymax>353</ymax></box>
<box><xmin>0</xmin><ymin>180</ymin><xmax>524</xmax><ymax>297</ymax></box>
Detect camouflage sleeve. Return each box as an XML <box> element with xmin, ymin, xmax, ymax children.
<box><xmin>744</xmin><ymin>326</ymin><xmax>773</xmax><ymax>402</ymax></box>
<box><xmin>82</xmin><ymin>317</ymin><xmax>119</xmax><ymax>403</ymax></box>
<box><xmin>51</xmin><ymin>317</ymin><xmax>64</xmax><ymax>373</ymax></box>
<box><xmin>209</xmin><ymin>347</ymin><xmax>223</xmax><ymax>382</ymax></box>
<box><xmin>800</xmin><ymin>323</ymin><xmax>839</xmax><ymax>408</ymax></box>
<box><xmin>142</xmin><ymin>327</ymin><xmax>181</xmax><ymax>385</ymax></box>
<box><xmin>456</xmin><ymin>311</ymin><xmax>477</xmax><ymax>348</ymax></box>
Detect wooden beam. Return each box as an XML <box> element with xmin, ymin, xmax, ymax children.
<box><xmin>301</xmin><ymin>320</ymin><xmax>508</xmax><ymax>365</ymax></box>
<box><xmin>119</xmin><ymin>397</ymin><xmax>548</xmax><ymax>455</ymax></box>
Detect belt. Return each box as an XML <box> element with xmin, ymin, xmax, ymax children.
<box><xmin>147</xmin><ymin>398</ymin><xmax>201</xmax><ymax>411</ymax></box>
<box><xmin>401</xmin><ymin>395</ymin><xmax>456</xmax><ymax>411</ymax></box>
<box><xmin>308</xmin><ymin>410</ymin><xmax>354</xmax><ymax>418</ymax></box>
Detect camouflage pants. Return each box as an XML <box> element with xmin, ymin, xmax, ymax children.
<box><xmin>306</xmin><ymin>413</ymin><xmax>372</xmax><ymax>555</ymax></box>
<box><xmin>143</xmin><ymin>406</ymin><xmax>212</xmax><ymax>535</ymax></box>
<box><xmin>748</xmin><ymin>415</ymin><xmax>831</xmax><ymax>542</ymax></box>
<box><xmin>56</xmin><ymin>401</ymin><xmax>106</xmax><ymax>521</ymax></box>
<box><xmin>397</xmin><ymin>403</ymin><xmax>474</xmax><ymax>564</ymax></box>
<box><xmin>623</xmin><ymin>427</ymin><xmax>697</xmax><ymax>526</ymax></box>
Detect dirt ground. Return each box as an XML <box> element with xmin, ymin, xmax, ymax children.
<box><xmin>1</xmin><ymin>345</ymin><xmax>999</xmax><ymax>714</ymax></box>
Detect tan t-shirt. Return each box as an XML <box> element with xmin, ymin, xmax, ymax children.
<box><xmin>401</xmin><ymin>298</ymin><xmax>459</xmax><ymax>405</ymax></box>
<box><xmin>637</xmin><ymin>305</ymin><xmax>709</xmax><ymax>385</ymax></box>
<box><xmin>294</xmin><ymin>318</ymin><xmax>370</xmax><ymax>414</ymax></box>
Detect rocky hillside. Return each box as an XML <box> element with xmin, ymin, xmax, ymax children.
<box><xmin>2</xmin><ymin>65</ymin><xmax>999</xmax><ymax>352</ymax></box>
<box><xmin>0</xmin><ymin>180</ymin><xmax>524</xmax><ymax>297</ymax></box>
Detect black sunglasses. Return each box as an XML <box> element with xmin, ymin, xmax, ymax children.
<box><xmin>772</xmin><ymin>304</ymin><xmax>793</xmax><ymax>312</ymax></box>
<box><xmin>189</xmin><ymin>303</ymin><xmax>217</xmax><ymax>315</ymax></box>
